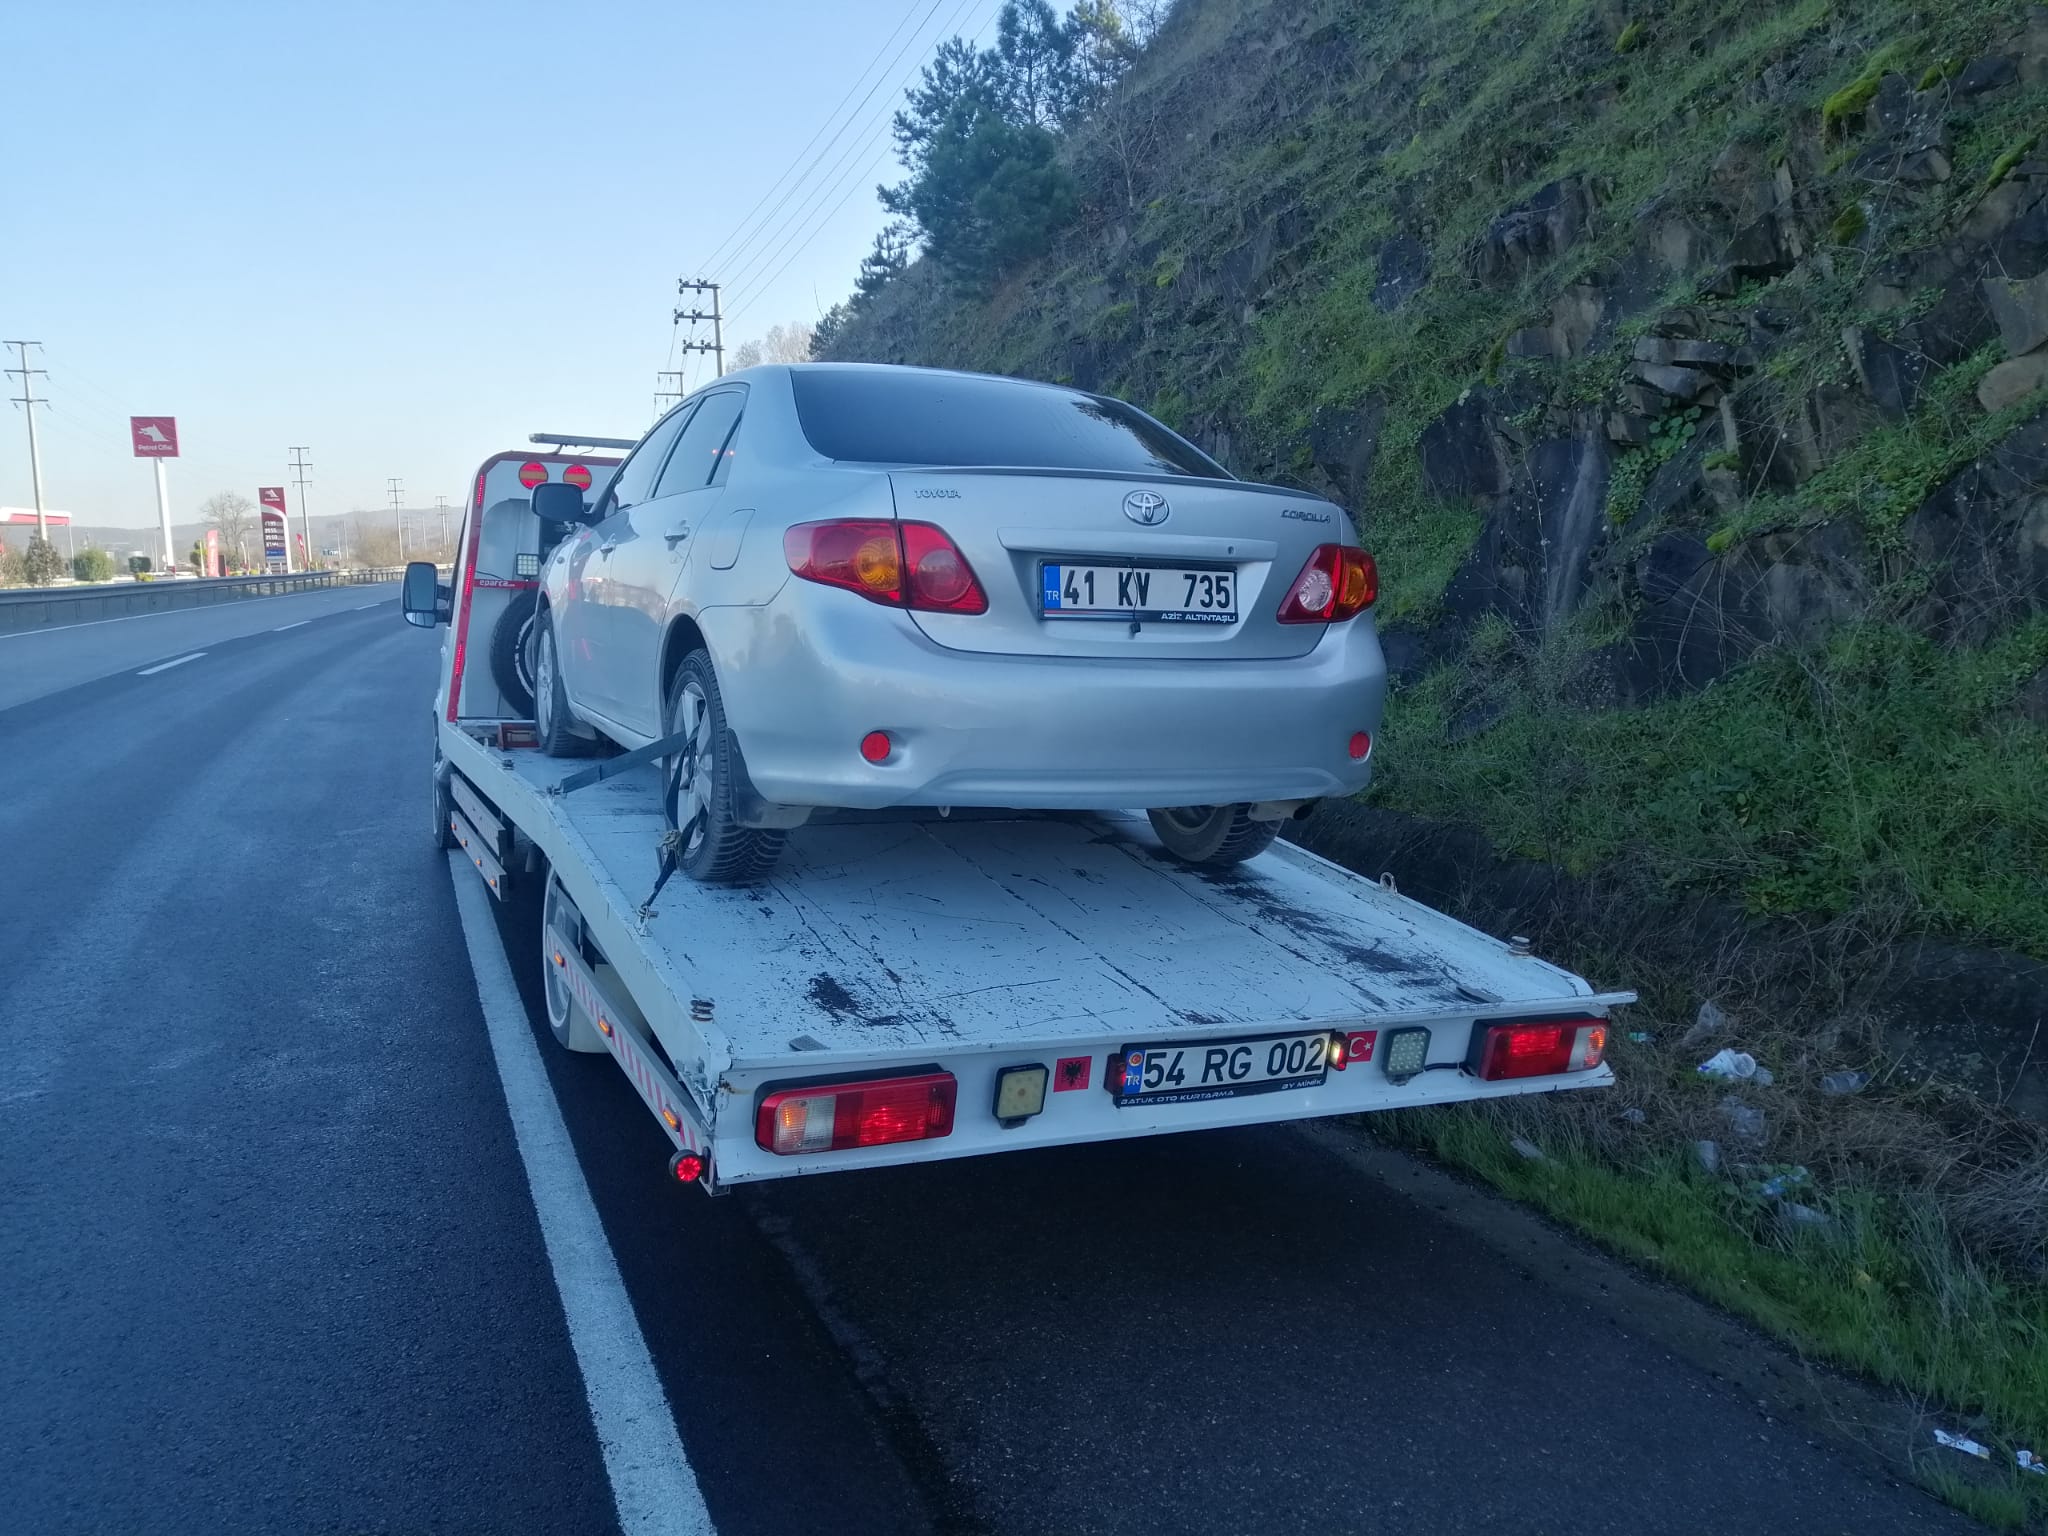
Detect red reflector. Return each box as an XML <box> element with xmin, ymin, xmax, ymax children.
<box><xmin>563</xmin><ymin>463</ymin><xmax>593</xmax><ymax>490</ymax></box>
<box><xmin>669</xmin><ymin>1150</ymin><xmax>704</xmax><ymax>1184</ymax></box>
<box><xmin>756</xmin><ymin>1072</ymin><xmax>957</xmax><ymax>1155</ymax></box>
<box><xmin>1278</xmin><ymin>544</ymin><xmax>1378</xmax><ymax>623</ymax></box>
<box><xmin>1349</xmin><ymin>731</ymin><xmax>1372</xmax><ymax>761</ymax></box>
<box><xmin>860</xmin><ymin>731</ymin><xmax>892</xmax><ymax>764</ymax></box>
<box><xmin>518</xmin><ymin>461</ymin><xmax>549</xmax><ymax>488</ymax></box>
<box><xmin>1469</xmin><ymin>1018</ymin><xmax>1608</xmax><ymax>1081</ymax></box>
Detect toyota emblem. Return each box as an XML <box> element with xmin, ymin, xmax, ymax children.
<box><xmin>1123</xmin><ymin>490</ymin><xmax>1170</xmax><ymax>525</ymax></box>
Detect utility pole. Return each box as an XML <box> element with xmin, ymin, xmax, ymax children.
<box><xmin>289</xmin><ymin>446</ymin><xmax>314</xmax><ymax>569</ymax></box>
<box><xmin>435</xmin><ymin>495</ymin><xmax>449</xmax><ymax>553</ymax></box>
<box><xmin>654</xmin><ymin>369</ymin><xmax>687</xmax><ymax>418</ymax></box>
<box><xmin>4</xmin><ymin>341</ymin><xmax>48</xmax><ymax>544</ymax></box>
<box><xmin>388</xmin><ymin>478</ymin><xmax>405</xmax><ymax>561</ymax></box>
<box><xmin>674</xmin><ymin>279</ymin><xmax>724</xmax><ymax>379</ymax></box>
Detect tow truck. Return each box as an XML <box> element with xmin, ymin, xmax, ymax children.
<box><xmin>403</xmin><ymin>437</ymin><xmax>1630</xmax><ymax>1193</ymax></box>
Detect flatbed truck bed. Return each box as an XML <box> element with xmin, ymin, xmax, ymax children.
<box><xmin>417</xmin><ymin>446</ymin><xmax>1630</xmax><ymax>1193</ymax></box>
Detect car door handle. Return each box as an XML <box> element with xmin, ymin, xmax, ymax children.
<box><xmin>663</xmin><ymin>523</ymin><xmax>691</xmax><ymax>548</ymax></box>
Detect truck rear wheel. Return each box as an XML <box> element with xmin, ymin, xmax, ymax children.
<box><xmin>542</xmin><ymin>877</ymin><xmax>605</xmax><ymax>1052</ymax></box>
<box><xmin>1147</xmin><ymin>804</ymin><xmax>1282</xmax><ymax>867</ymax></box>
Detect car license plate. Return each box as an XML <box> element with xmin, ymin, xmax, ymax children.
<box><xmin>1112</xmin><ymin>1029</ymin><xmax>1332</xmax><ymax>1105</ymax></box>
<box><xmin>1040</xmin><ymin>563</ymin><xmax>1236</xmax><ymax>623</ymax></box>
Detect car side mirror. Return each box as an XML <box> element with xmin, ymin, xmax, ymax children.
<box><xmin>401</xmin><ymin>560</ymin><xmax>448</xmax><ymax>628</ymax></box>
<box><xmin>532</xmin><ymin>482</ymin><xmax>590</xmax><ymax>524</ymax></box>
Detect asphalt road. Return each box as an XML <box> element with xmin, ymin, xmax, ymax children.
<box><xmin>0</xmin><ymin>593</ymin><xmax>1980</xmax><ymax>1535</ymax></box>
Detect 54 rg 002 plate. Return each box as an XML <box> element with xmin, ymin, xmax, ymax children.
<box><xmin>1112</xmin><ymin>1029</ymin><xmax>1332</xmax><ymax>1106</ymax></box>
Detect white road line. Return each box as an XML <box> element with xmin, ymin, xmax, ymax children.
<box><xmin>273</xmin><ymin>619</ymin><xmax>310</xmax><ymax>631</ymax></box>
<box><xmin>447</xmin><ymin>856</ymin><xmax>715</xmax><ymax>1536</ymax></box>
<box><xmin>353</xmin><ymin>601</ymin><xmax>382</xmax><ymax>610</ymax></box>
<box><xmin>136</xmin><ymin>652</ymin><xmax>207</xmax><ymax>676</ymax></box>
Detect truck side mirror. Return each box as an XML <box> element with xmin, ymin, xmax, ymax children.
<box><xmin>532</xmin><ymin>482</ymin><xmax>590</xmax><ymax>524</ymax></box>
<box><xmin>401</xmin><ymin>560</ymin><xmax>448</xmax><ymax>628</ymax></box>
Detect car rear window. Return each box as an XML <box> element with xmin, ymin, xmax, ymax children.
<box><xmin>790</xmin><ymin>369</ymin><xmax>1229</xmax><ymax>479</ymax></box>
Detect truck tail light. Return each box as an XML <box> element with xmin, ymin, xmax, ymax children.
<box><xmin>784</xmin><ymin>521</ymin><xmax>987</xmax><ymax>614</ymax></box>
<box><xmin>1277</xmin><ymin>544</ymin><xmax>1377</xmax><ymax>623</ymax></box>
<box><xmin>1468</xmin><ymin>1018</ymin><xmax>1608</xmax><ymax>1081</ymax></box>
<box><xmin>755</xmin><ymin>1071</ymin><xmax>957</xmax><ymax>1155</ymax></box>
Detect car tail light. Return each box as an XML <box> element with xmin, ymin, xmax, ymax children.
<box><xmin>755</xmin><ymin>1071</ymin><xmax>957</xmax><ymax>1155</ymax></box>
<box><xmin>1277</xmin><ymin>544</ymin><xmax>1377</xmax><ymax>623</ymax></box>
<box><xmin>1468</xmin><ymin>1018</ymin><xmax>1608</xmax><ymax>1081</ymax></box>
<box><xmin>784</xmin><ymin>520</ymin><xmax>987</xmax><ymax>614</ymax></box>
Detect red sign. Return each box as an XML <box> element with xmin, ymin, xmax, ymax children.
<box><xmin>517</xmin><ymin>461</ymin><xmax>549</xmax><ymax>488</ymax></box>
<box><xmin>563</xmin><ymin>463</ymin><xmax>593</xmax><ymax>490</ymax></box>
<box><xmin>130</xmin><ymin>417</ymin><xmax>179</xmax><ymax>457</ymax></box>
<box><xmin>259</xmin><ymin>486</ymin><xmax>287</xmax><ymax>512</ymax></box>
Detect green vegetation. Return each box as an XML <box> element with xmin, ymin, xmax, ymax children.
<box><xmin>1378</xmin><ymin>619</ymin><xmax>2048</xmax><ymax>954</ymax></box>
<box><xmin>1614</xmin><ymin>19</ymin><xmax>1644</xmax><ymax>54</ymax></box>
<box><xmin>1829</xmin><ymin>201</ymin><xmax>1868</xmax><ymax>244</ymax></box>
<box><xmin>21</xmin><ymin>536</ymin><xmax>65</xmax><ymax>586</ymax></box>
<box><xmin>70</xmin><ymin>547</ymin><xmax>114</xmax><ymax>583</ymax></box>
<box><xmin>1379</xmin><ymin>1104</ymin><xmax>2048</xmax><ymax>1526</ymax></box>
<box><xmin>1821</xmin><ymin>42</ymin><xmax>1914</xmax><ymax>135</ymax></box>
<box><xmin>1988</xmin><ymin>132</ymin><xmax>2041</xmax><ymax>191</ymax></box>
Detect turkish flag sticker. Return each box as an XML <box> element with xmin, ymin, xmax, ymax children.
<box><xmin>1053</xmin><ymin>1055</ymin><xmax>1092</xmax><ymax>1092</ymax></box>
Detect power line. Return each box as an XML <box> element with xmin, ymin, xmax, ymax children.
<box><xmin>689</xmin><ymin>0</ymin><xmax>941</xmax><ymax>279</ymax></box>
<box><xmin>722</xmin><ymin>0</ymin><xmax>981</xmax><ymax>294</ymax></box>
<box><xmin>722</xmin><ymin>0</ymin><xmax>994</xmax><ymax>327</ymax></box>
<box><xmin>388</xmin><ymin>477</ymin><xmax>405</xmax><ymax>560</ymax></box>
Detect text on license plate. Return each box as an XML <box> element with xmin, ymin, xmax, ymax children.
<box><xmin>1114</xmin><ymin>1030</ymin><xmax>1331</xmax><ymax>1104</ymax></box>
<box><xmin>1042</xmin><ymin>563</ymin><xmax>1236</xmax><ymax>623</ymax></box>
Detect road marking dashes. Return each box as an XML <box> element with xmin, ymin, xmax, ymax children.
<box><xmin>136</xmin><ymin>652</ymin><xmax>206</xmax><ymax>676</ymax></box>
<box><xmin>273</xmin><ymin>620</ymin><xmax>310</xmax><ymax>632</ymax></box>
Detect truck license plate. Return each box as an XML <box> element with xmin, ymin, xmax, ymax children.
<box><xmin>1041</xmin><ymin>563</ymin><xmax>1236</xmax><ymax>623</ymax></box>
<box><xmin>1112</xmin><ymin>1030</ymin><xmax>1331</xmax><ymax>1105</ymax></box>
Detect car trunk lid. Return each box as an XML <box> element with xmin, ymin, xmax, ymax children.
<box><xmin>887</xmin><ymin>468</ymin><xmax>1340</xmax><ymax>660</ymax></box>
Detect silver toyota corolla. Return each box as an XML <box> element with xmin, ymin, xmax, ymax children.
<box><xmin>530</xmin><ymin>363</ymin><xmax>1386</xmax><ymax>883</ymax></box>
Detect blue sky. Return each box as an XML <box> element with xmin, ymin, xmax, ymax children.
<box><xmin>1</xmin><ymin>0</ymin><xmax>1005</xmax><ymax>527</ymax></box>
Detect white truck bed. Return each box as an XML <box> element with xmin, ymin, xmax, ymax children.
<box><xmin>445</xmin><ymin>723</ymin><xmax>1628</xmax><ymax>1189</ymax></box>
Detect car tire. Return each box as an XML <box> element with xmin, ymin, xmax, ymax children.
<box><xmin>489</xmin><ymin>590</ymin><xmax>538</xmax><ymax>717</ymax></box>
<box><xmin>666</xmin><ymin>648</ymin><xmax>786</xmax><ymax>884</ymax></box>
<box><xmin>541</xmin><ymin>875</ymin><xmax>605</xmax><ymax>1052</ymax></box>
<box><xmin>1147</xmin><ymin>804</ymin><xmax>1282</xmax><ymax>866</ymax></box>
<box><xmin>533</xmin><ymin>611</ymin><xmax>589</xmax><ymax>757</ymax></box>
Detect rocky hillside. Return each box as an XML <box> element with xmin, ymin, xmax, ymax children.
<box><xmin>824</xmin><ymin>0</ymin><xmax>2048</xmax><ymax>973</ymax></box>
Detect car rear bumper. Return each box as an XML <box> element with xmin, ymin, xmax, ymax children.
<box><xmin>699</xmin><ymin>594</ymin><xmax>1387</xmax><ymax>811</ymax></box>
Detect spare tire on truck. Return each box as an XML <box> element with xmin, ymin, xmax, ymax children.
<box><xmin>489</xmin><ymin>589</ymin><xmax>538</xmax><ymax>718</ymax></box>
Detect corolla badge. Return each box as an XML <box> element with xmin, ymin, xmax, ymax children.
<box><xmin>1123</xmin><ymin>490</ymin><xmax>1171</xmax><ymax>525</ymax></box>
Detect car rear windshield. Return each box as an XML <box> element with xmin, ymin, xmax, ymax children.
<box><xmin>790</xmin><ymin>369</ymin><xmax>1230</xmax><ymax>479</ymax></box>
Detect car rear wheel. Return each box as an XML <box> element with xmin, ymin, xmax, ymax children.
<box><xmin>665</xmin><ymin>648</ymin><xmax>786</xmax><ymax>884</ymax></box>
<box><xmin>533</xmin><ymin>613</ymin><xmax>587</xmax><ymax>757</ymax></box>
<box><xmin>1147</xmin><ymin>804</ymin><xmax>1281</xmax><ymax>867</ymax></box>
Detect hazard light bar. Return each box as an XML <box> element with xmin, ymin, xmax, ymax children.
<box><xmin>528</xmin><ymin>432</ymin><xmax>638</xmax><ymax>450</ymax></box>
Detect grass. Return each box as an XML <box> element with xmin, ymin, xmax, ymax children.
<box><xmin>1376</xmin><ymin>619</ymin><xmax>2048</xmax><ymax>956</ymax></box>
<box><xmin>1380</xmin><ymin>1102</ymin><xmax>2048</xmax><ymax>1525</ymax></box>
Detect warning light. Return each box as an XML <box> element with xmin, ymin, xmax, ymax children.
<box><xmin>669</xmin><ymin>1150</ymin><xmax>705</xmax><ymax>1184</ymax></box>
<box><xmin>518</xmin><ymin>461</ymin><xmax>549</xmax><ymax>488</ymax></box>
<box><xmin>563</xmin><ymin>463</ymin><xmax>593</xmax><ymax>490</ymax></box>
<box><xmin>860</xmin><ymin>731</ymin><xmax>892</xmax><ymax>763</ymax></box>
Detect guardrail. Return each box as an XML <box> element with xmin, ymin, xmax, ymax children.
<box><xmin>0</xmin><ymin>568</ymin><xmax>407</xmax><ymax>636</ymax></box>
